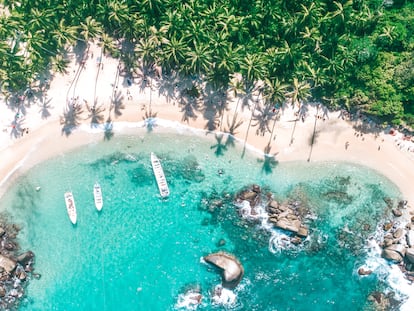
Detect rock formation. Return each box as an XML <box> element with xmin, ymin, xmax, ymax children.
<box><xmin>0</xmin><ymin>218</ymin><xmax>37</xmax><ymax>310</ymax></box>
<box><xmin>204</xmin><ymin>252</ymin><xmax>244</xmax><ymax>289</ymax></box>
<box><xmin>236</xmin><ymin>185</ymin><xmax>310</xmax><ymax>242</ymax></box>
<box><xmin>379</xmin><ymin>200</ymin><xmax>414</xmax><ymax>282</ymax></box>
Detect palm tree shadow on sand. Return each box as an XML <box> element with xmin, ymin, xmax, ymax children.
<box><xmin>258</xmin><ymin>143</ymin><xmax>279</xmax><ymax>174</ymax></box>
<box><xmin>87</xmin><ymin>100</ymin><xmax>106</xmax><ymax>127</ymax></box>
<box><xmin>210</xmin><ymin>133</ymin><xmax>228</xmax><ymax>156</ymax></box>
<box><xmin>112</xmin><ymin>91</ymin><xmax>125</xmax><ymax>117</ymax></box>
<box><xmin>224</xmin><ymin>114</ymin><xmax>243</xmax><ymax>148</ymax></box>
<box><xmin>39</xmin><ymin>97</ymin><xmax>53</xmax><ymax>119</ymax></box>
<box><xmin>60</xmin><ymin>105</ymin><xmax>83</xmax><ymax>136</ymax></box>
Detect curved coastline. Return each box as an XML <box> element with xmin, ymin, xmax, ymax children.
<box><xmin>1</xmin><ymin>42</ymin><xmax>413</xmax><ymax>210</ymax></box>
<box><xmin>1</xmin><ymin>115</ymin><xmax>414</xmax><ymax>214</ymax></box>
<box><xmin>1</xmin><ymin>43</ymin><xmax>414</xmax><ymax>310</ymax></box>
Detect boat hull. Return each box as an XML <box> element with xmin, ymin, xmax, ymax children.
<box><xmin>64</xmin><ymin>192</ymin><xmax>77</xmax><ymax>224</ymax></box>
<box><xmin>151</xmin><ymin>153</ymin><xmax>170</xmax><ymax>198</ymax></box>
<box><xmin>94</xmin><ymin>183</ymin><xmax>103</xmax><ymax>211</ymax></box>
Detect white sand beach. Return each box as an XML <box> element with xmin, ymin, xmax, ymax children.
<box><xmin>1</xmin><ymin>43</ymin><xmax>414</xmax><ymax>215</ymax></box>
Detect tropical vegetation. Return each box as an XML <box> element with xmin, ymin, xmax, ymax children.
<box><xmin>0</xmin><ymin>0</ymin><xmax>413</xmax><ymax>126</ymax></box>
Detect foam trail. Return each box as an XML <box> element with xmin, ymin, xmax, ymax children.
<box><xmin>175</xmin><ymin>291</ymin><xmax>203</xmax><ymax>310</ymax></box>
<box><xmin>211</xmin><ymin>284</ymin><xmax>237</xmax><ymax>307</ymax></box>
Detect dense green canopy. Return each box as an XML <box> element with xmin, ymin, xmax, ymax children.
<box><xmin>0</xmin><ymin>0</ymin><xmax>413</xmax><ymax>125</ymax></box>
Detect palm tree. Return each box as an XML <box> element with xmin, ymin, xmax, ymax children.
<box><xmin>79</xmin><ymin>16</ymin><xmax>102</xmax><ymax>42</ymax></box>
<box><xmin>263</xmin><ymin>78</ymin><xmax>288</xmax><ymax>145</ymax></box>
<box><xmin>51</xmin><ymin>54</ymin><xmax>70</xmax><ymax>75</ymax></box>
<box><xmin>287</xmin><ymin>78</ymin><xmax>311</xmax><ymax>145</ymax></box>
<box><xmin>51</xmin><ymin>20</ymin><xmax>78</xmax><ymax>48</ymax></box>
<box><xmin>227</xmin><ymin>75</ymin><xmax>246</xmax><ymax>130</ymax></box>
<box><xmin>185</xmin><ymin>40</ymin><xmax>212</xmax><ymax>75</ymax></box>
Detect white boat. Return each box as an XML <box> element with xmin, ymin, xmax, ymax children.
<box><xmin>64</xmin><ymin>192</ymin><xmax>77</xmax><ymax>224</ymax></box>
<box><xmin>94</xmin><ymin>182</ymin><xmax>103</xmax><ymax>211</ymax></box>
<box><xmin>151</xmin><ymin>152</ymin><xmax>170</xmax><ymax>198</ymax></box>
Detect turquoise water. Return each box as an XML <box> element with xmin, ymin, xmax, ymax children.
<box><xmin>0</xmin><ymin>130</ymin><xmax>403</xmax><ymax>310</ymax></box>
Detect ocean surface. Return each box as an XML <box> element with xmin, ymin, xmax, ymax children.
<box><xmin>0</xmin><ymin>125</ymin><xmax>410</xmax><ymax>310</ymax></box>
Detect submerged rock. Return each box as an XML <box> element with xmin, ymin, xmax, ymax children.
<box><xmin>204</xmin><ymin>252</ymin><xmax>244</xmax><ymax>289</ymax></box>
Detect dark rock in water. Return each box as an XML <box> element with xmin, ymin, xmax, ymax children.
<box><xmin>252</xmin><ymin>184</ymin><xmax>261</xmax><ymax>193</ymax></box>
<box><xmin>358</xmin><ymin>267</ymin><xmax>373</xmax><ymax>276</ymax></box>
<box><xmin>217</xmin><ymin>239</ymin><xmax>226</xmax><ymax>247</ymax></box>
<box><xmin>17</xmin><ymin>269</ymin><xmax>27</xmax><ymax>281</ymax></box>
<box><xmin>368</xmin><ymin>291</ymin><xmax>389</xmax><ymax>309</ymax></box>
<box><xmin>406</xmin><ymin>248</ymin><xmax>414</xmax><ymax>264</ymax></box>
<box><xmin>204</xmin><ymin>252</ymin><xmax>244</xmax><ymax>289</ymax></box>
<box><xmin>0</xmin><ymin>216</ymin><xmax>37</xmax><ymax>310</ymax></box>
<box><xmin>384</xmin><ymin>197</ymin><xmax>394</xmax><ymax>209</ymax></box>
<box><xmin>32</xmin><ymin>273</ymin><xmax>41</xmax><ymax>280</ymax></box>
<box><xmin>398</xmin><ymin>200</ymin><xmax>407</xmax><ymax>208</ymax></box>
<box><xmin>323</xmin><ymin>191</ymin><xmax>352</xmax><ymax>204</ymax></box>
<box><xmin>4</xmin><ymin>241</ymin><xmax>16</xmax><ymax>251</ymax></box>
<box><xmin>16</xmin><ymin>251</ymin><xmax>35</xmax><ymax>266</ymax></box>
<box><xmin>392</xmin><ymin>209</ymin><xmax>403</xmax><ymax>217</ymax></box>
<box><xmin>291</xmin><ymin>237</ymin><xmax>302</xmax><ymax>245</ymax></box>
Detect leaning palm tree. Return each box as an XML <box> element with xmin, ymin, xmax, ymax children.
<box><xmin>263</xmin><ymin>77</ymin><xmax>288</xmax><ymax>145</ymax></box>
<box><xmin>227</xmin><ymin>74</ymin><xmax>246</xmax><ymax>132</ymax></box>
<box><xmin>240</xmin><ymin>52</ymin><xmax>267</xmax><ymax>157</ymax></box>
<box><xmin>286</xmin><ymin>77</ymin><xmax>311</xmax><ymax>145</ymax></box>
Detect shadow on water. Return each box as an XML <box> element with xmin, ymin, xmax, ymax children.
<box><xmin>143</xmin><ymin>110</ymin><xmax>158</xmax><ymax>132</ymax></box>
<box><xmin>258</xmin><ymin>143</ymin><xmax>278</xmax><ymax>174</ymax></box>
<box><xmin>210</xmin><ymin>133</ymin><xmax>228</xmax><ymax>157</ymax></box>
<box><xmin>103</xmin><ymin>117</ymin><xmax>114</xmax><ymax>141</ymax></box>
<box><xmin>224</xmin><ymin>114</ymin><xmax>243</xmax><ymax>148</ymax></box>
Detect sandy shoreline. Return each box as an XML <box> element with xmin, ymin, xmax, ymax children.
<box><xmin>1</xmin><ymin>43</ymin><xmax>414</xmax><ymax>216</ymax></box>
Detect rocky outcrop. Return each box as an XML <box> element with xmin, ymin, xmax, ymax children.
<box><xmin>0</xmin><ymin>255</ymin><xmax>17</xmax><ymax>274</ymax></box>
<box><xmin>236</xmin><ymin>185</ymin><xmax>310</xmax><ymax>244</ymax></box>
<box><xmin>0</xmin><ymin>216</ymin><xmax>37</xmax><ymax>310</ymax></box>
<box><xmin>267</xmin><ymin>200</ymin><xmax>309</xmax><ymax>238</ymax></box>
<box><xmin>379</xmin><ymin>206</ymin><xmax>414</xmax><ymax>281</ymax></box>
<box><xmin>204</xmin><ymin>252</ymin><xmax>244</xmax><ymax>289</ymax></box>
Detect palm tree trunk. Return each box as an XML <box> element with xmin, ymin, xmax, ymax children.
<box><xmin>242</xmin><ymin>98</ymin><xmax>258</xmax><ymax>158</ymax></box>
<box><xmin>268</xmin><ymin>112</ymin><xmax>278</xmax><ymax>146</ymax></box>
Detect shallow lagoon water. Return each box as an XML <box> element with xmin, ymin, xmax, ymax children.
<box><xmin>0</xmin><ymin>128</ymin><xmax>406</xmax><ymax>310</ymax></box>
